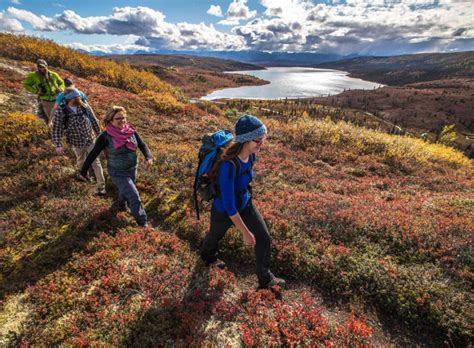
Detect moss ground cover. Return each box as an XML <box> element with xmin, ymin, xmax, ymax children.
<box><xmin>0</xmin><ymin>43</ymin><xmax>472</xmax><ymax>345</ymax></box>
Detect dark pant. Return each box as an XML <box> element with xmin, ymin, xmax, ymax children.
<box><xmin>108</xmin><ymin>167</ymin><xmax>147</xmax><ymax>226</ymax></box>
<box><xmin>200</xmin><ymin>200</ymin><xmax>274</xmax><ymax>287</ymax></box>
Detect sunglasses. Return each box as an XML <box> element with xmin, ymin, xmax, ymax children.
<box><xmin>114</xmin><ymin>116</ymin><xmax>126</xmax><ymax>121</ymax></box>
<box><xmin>252</xmin><ymin>137</ymin><xmax>266</xmax><ymax>145</ymax></box>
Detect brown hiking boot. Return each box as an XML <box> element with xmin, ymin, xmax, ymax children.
<box><xmin>260</xmin><ymin>276</ymin><xmax>286</xmax><ymax>290</ymax></box>
<box><xmin>206</xmin><ymin>258</ymin><xmax>226</xmax><ymax>269</ymax></box>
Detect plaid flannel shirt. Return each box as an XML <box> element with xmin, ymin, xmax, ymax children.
<box><xmin>52</xmin><ymin>105</ymin><xmax>100</xmax><ymax>148</ymax></box>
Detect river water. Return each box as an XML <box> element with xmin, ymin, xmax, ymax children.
<box><xmin>201</xmin><ymin>67</ymin><xmax>382</xmax><ymax>100</ymax></box>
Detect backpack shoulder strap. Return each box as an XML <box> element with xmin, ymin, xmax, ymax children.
<box><xmin>81</xmin><ymin>105</ymin><xmax>90</xmax><ymax>118</ymax></box>
<box><xmin>60</xmin><ymin>103</ymin><xmax>72</xmax><ymax>127</ymax></box>
<box><xmin>231</xmin><ymin>156</ymin><xmax>255</xmax><ymax>179</ymax></box>
<box><xmin>250</xmin><ymin>153</ymin><xmax>256</xmax><ymax>163</ymax></box>
<box><xmin>60</xmin><ymin>103</ymin><xmax>70</xmax><ymax>115</ymax></box>
<box><xmin>228</xmin><ymin>157</ymin><xmax>241</xmax><ymax>180</ymax></box>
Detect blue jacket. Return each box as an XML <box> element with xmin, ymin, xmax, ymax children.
<box><xmin>213</xmin><ymin>155</ymin><xmax>254</xmax><ymax>216</ymax></box>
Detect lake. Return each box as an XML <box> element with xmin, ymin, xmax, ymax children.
<box><xmin>201</xmin><ymin>67</ymin><xmax>382</xmax><ymax>100</ymax></box>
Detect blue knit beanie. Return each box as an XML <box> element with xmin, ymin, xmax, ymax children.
<box><xmin>65</xmin><ymin>89</ymin><xmax>80</xmax><ymax>100</ymax></box>
<box><xmin>235</xmin><ymin>115</ymin><xmax>267</xmax><ymax>143</ymax></box>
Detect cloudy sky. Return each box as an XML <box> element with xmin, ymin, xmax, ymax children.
<box><xmin>0</xmin><ymin>0</ymin><xmax>473</xmax><ymax>56</ymax></box>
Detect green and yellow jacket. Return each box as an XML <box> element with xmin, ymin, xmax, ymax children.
<box><xmin>23</xmin><ymin>70</ymin><xmax>65</xmax><ymax>102</ymax></box>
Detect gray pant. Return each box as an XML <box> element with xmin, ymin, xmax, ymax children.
<box><xmin>72</xmin><ymin>142</ymin><xmax>106</xmax><ymax>191</ymax></box>
<box><xmin>38</xmin><ymin>100</ymin><xmax>55</xmax><ymax>122</ymax></box>
<box><xmin>108</xmin><ymin>167</ymin><xmax>147</xmax><ymax>226</ymax></box>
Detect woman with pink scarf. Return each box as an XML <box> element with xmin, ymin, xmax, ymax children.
<box><xmin>81</xmin><ymin>106</ymin><xmax>153</xmax><ymax>228</ymax></box>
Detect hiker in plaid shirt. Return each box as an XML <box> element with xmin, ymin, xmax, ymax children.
<box><xmin>52</xmin><ymin>89</ymin><xmax>106</xmax><ymax>196</ymax></box>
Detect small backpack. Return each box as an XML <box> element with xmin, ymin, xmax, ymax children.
<box><xmin>193</xmin><ymin>130</ymin><xmax>233</xmax><ymax>220</ymax></box>
<box><xmin>60</xmin><ymin>103</ymin><xmax>88</xmax><ymax>130</ymax></box>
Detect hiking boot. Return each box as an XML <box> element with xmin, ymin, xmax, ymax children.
<box><xmin>76</xmin><ymin>174</ymin><xmax>89</xmax><ymax>182</ymax></box>
<box><xmin>260</xmin><ymin>276</ymin><xmax>286</xmax><ymax>290</ymax></box>
<box><xmin>206</xmin><ymin>258</ymin><xmax>226</xmax><ymax>269</ymax></box>
<box><xmin>87</xmin><ymin>169</ymin><xmax>95</xmax><ymax>182</ymax></box>
<box><xmin>97</xmin><ymin>188</ymin><xmax>107</xmax><ymax>197</ymax></box>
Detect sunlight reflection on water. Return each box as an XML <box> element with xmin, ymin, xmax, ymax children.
<box><xmin>201</xmin><ymin>67</ymin><xmax>383</xmax><ymax>100</ymax></box>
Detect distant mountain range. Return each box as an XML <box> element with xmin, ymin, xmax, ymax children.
<box><xmin>101</xmin><ymin>50</ymin><xmax>474</xmax><ymax>84</ymax></box>
<box><xmin>101</xmin><ymin>50</ymin><xmax>352</xmax><ymax>66</ymax></box>
<box><xmin>107</xmin><ymin>53</ymin><xmax>264</xmax><ymax>72</ymax></box>
<box><xmin>315</xmin><ymin>51</ymin><xmax>474</xmax><ymax>85</ymax></box>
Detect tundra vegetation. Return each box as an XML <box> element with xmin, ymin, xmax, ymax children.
<box><xmin>0</xmin><ymin>33</ymin><xmax>472</xmax><ymax>346</ymax></box>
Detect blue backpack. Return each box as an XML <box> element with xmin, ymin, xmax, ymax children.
<box><xmin>193</xmin><ymin>130</ymin><xmax>234</xmax><ymax>220</ymax></box>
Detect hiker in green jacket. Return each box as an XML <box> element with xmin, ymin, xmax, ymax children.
<box><xmin>23</xmin><ymin>59</ymin><xmax>65</xmax><ymax>123</ymax></box>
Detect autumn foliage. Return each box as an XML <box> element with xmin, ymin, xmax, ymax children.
<box><xmin>0</xmin><ymin>32</ymin><xmax>179</xmax><ymax>97</ymax></box>
<box><xmin>0</xmin><ymin>38</ymin><xmax>473</xmax><ymax>346</ymax></box>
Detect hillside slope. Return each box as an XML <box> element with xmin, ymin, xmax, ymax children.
<box><xmin>107</xmin><ymin>54</ymin><xmax>264</xmax><ymax>72</ymax></box>
<box><xmin>316</xmin><ymin>51</ymin><xmax>474</xmax><ymax>86</ymax></box>
<box><xmin>1</xmin><ymin>41</ymin><xmax>473</xmax><ymax>346</ymax></box>
<box><xmin>311</xmin><ymin>51</ymin><xmax>474</xmax><ymax>156</ymax></box>
<box><xmin>107</xmin><ymin>53</ymin><xmax>268</xmax><ymax>98</ymax></box>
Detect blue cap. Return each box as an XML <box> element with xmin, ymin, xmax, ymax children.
<box><xmin>64</xmin><ymin>89</ymin><xmax>80</xmax><ymax>100</ymax></box>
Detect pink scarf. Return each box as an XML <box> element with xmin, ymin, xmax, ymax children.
<box><xmin>106</xmin><ymin>123</ymin><xmax>137</xmax><ymax>151</ymax></box>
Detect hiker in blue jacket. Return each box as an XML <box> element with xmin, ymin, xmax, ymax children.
<box><xmin>80</xmin><ymin>106</ymin><xmax>153</xmax><ymax>228</ymax></box>
<box><xmin>200</xmin><ymin>115</ymin><xmax>286</xmax><ymax>290</ymax></box>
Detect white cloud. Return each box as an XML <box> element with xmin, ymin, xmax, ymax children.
<box><xmin>6</xmin><ymin>7</ymin><xmax>56</xmax><ymax>31</ymax></box>
<box><xmin>10</xmin><ymin>0</ymin><xmax>21</xmax><ymax>4</ymax></box>
<box><xmin>219</xmin><ymin>0</ymin><xmax>257</xmax><ymax>25</ymax></box>
<box><xmin>0</xmin><ymin>11</ymin><xmax>23</xmax><ymax>32</ymax></box>
<box><xmin>227</xmin><ymin>0</ymin><xmax>256</xmax><ymax>19</ymax></box>
<box><xmin>4</xmin><ymin>6</ymin><xmax>245</xmax><ymax>51</ymax></box>
<box><xmin>4</xmin><ymin>2</ymin><xmax>474</xmax><ymax>55</ymax></box>
<box><xmin>261</xmin><ymin>0</ymin><xmax>313</xmax><ymax>20</ymax></box>
<box><xmin>217</xmin><ymin>18</ymin><xmax>241</xmax><ymax>25</ymax></box>
<box><xmin>207</xmin><ymin>5</ymin><xmax>223</xmax><ymax>17</ymax></box>
<box><xmin>55</xmin><ymin>10</ymin><xmax>107</xmax><ymax>34</ymax></box>
<box><xmin>233</xmin><ymin>0</ymin><xmax>474</xmax><ymax>53</ymax></box>
<box><xmin>233</xmin><ymin>17</ymin><xmax>306</xmax><ymax>51</ymax></box>
<box><xmin>65</xmin><ymin>42</ymin><xmax>149</xmax><ymax>54</ymax></box>
<box><xmin>142</xmin><ymin>22</ymin><xmax>246</xmax><ymax>50</ymax></box>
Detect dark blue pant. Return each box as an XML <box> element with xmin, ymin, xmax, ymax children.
<box><xmin>108</xmin><ymin>167</ymin><xmax>147</xmax><ymax>226</ymax></box>
<box><xmin>200</xmin><ymin>200</ymin><xmax>274</xmax><ymax>287</ymax></box>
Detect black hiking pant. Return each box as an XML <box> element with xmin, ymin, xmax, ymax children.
<box><xmin>200</xmin><ymin>200</ymin><xmax>274</xmax><ymax>287</ymax></box>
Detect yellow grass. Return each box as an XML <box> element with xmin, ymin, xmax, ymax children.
<box><xmin>269</xmin><ymin>117</ymin><xmax>471</xmax><ymax>168</ymax></box>
<box><xmin>0</xmin><ymin>33</ymin><xmax>178</xmax><ymax>97</ymax></box>
<box><xmin>0</xmin><ymin>112</ymin><xmax>48</xmax><ymax>151</ymax></box>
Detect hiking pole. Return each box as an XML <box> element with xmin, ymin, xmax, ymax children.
<box><xmin>193</xmin><ymin>185</ymin><xmax>200</xmax><ymax>221</ymax></box>
<box><xmin>193</xmin><ymin>157</ymin><xmax>202</xmax><ymax>221</ymax></box>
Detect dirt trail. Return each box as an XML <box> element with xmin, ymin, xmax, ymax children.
<box><xmin>0</xmin><ymin>58</ymin><xmax>38</xmax><ymax>115</ymax></box>
<box><xmin>0</xmin><ymin>58</ymin><xmax>31</xmax><ymax>76</ymax></box>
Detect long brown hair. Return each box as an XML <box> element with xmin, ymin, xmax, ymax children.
<box><xmin>69</xmin><ymin>96</ymin><xmax>85</xmax><ymax>108</ymax></box>
<box><xmin>210</xmin><ymin>142</ymin><xmax>244</xmax><ymax>182</ymax></box>
<box><xmin>64</xmin><ymin>87</ymin><xmax>85</xmax><ymax>108</ymax></box>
